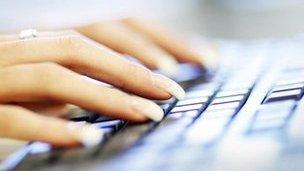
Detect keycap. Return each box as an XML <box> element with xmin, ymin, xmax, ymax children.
<box><xmin>175</xmin><ymin>97</ymin><xmax>208</xmax><ymax>106</ymax></box>
<box><xmin>185</xmin><ymin>117</ymin><xmax>229</xmax><ymax>144</ymax></box>
<box><xmin>211</xmin><ymin>95</ymin><xmax>244</xmax><ymax>105</ymax></box>
<box><xmin>206</xmin><ymin>102</ymin><xmax>240</xmax><ymax>111</ymax></box>
<box><xmin>265</xmin><ymin>89</ymin><xmax>302</xmax><ymax>103</ymax></box>
<box><xmin>159</xmin><ymin>114</ymin><xmax>194</xmax><ymax>128</ymax></box>
<box><xmin>250</xmin><ymin>119</ymin><xmax>286</xmax><ymax>132</ymax></box>
<box><xmin>256</xmin><ymin>100</ymin><xmax>295</xmax><ymax>121</ymax></box>
<box><xmin>68</xmin><ymin>109</ymin><xmax>91</xmax><ymax>121</ymax></box>
<box><xmin>29</xmin><ymin>142</ymin><xmax>52</xmax><ymax>155</ymax></box>
<box><xmin>101</xmin><ymin>128</ymin><xmax>115</xmax><ymax>138</ymax></box>
<box><xmin>156</xmin><ymin>98</ymin><xmax>176</xmax><ymax>113</ymax></box>
<box><xmin>141</xmin><ymin>116</ymin><xmax>193</xmax><ymax>144</ymax></box>
<box><xmin>98</xmin><ymin>123</ymin><xmax>155</xmax><ymax>158</ymax></box>
<box><xmin>185</xmin><ymin>90</ymin><xmax>213</xmax><ymax>99</ymax></box>
<box><xmin>102</xmin><ymin>127</ymin><xmax>115</xmax><ymax>134</ymax></box>
<box><xmin>276</xmin><ymin>78</ymin><xmax>304</xmax><ymax>86</ymax></box>
<box><xmin>250</xmin><ymin>100</ymin><xmax>295</xmax><ymax>131</ymax></box>
<box><xmin>221</xmin><ymin>81</ymin><xmax>254</xmax><ymax>90</ymax></box>
<box><xmin>167</xmin><ymin>110</ymin><xmax>199</xmax><ymax>119</ymax></box>
<box><xmin>216</xmin><ymin>89</ymin><xmax>248</xmax><ymax>98</ymax></box>
<box><xmin>155</xmin><ymin>98</ymin><xmax>176</xmax><ymax>105</ymax></box>
<box><xmin>203</xmin><ymin>109</ymin><xmax>236</xmax><ymax>119</ymax></box>
<box><xmin>93</xmin><ymin>120</ymin><xmax>122</xmax><ymax>130</ymax></box>
<box><xmin>190</xmin><ymin>83</ymin><xmax>217</xmax><ymax>90</ymax></box>
<box><xmin>161</xmin><ymin>103</ymin><xmax>172</xmax><ymax>113</ymax></box>
<box><xmin>272</xmin><ymin>83</ymin><xmax>304</xmax><ymax>92</ymax></box>
<box><xmin>94</xmin><ymin>116</ymin><xmax>116</xmax><ymax>123</ymax></box>
<box><xmin>170</xmin><ymin>104</ymin><xmax>204</xmax><ymax>113</ymax></box>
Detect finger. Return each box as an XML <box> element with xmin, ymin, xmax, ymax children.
<box><xmin>0</xmin><ymin>32</ymin><xmax>184</xmax><ymax>100</ymax></box>
<box><xmin>76</xmin><ymin>21</ymin><xmax>179</xmax><ymax>76</ymax></box>
<box><xmin>12</xmin><ymin>101</ymin><xmax>69</xmax><ymax>117</ymax></box>
<box><xmin>0</xmin><ymin>63</ymin><xmax>166</xmax><ymax>121</ymax></box>
<box><xmin>0</xmin><ymin>105</ymin><xmax>102</xmax><ymax>147</ymax></box>
<box><xmin>122</xmin><ymin>17</ymin><xmax>208</xmax><ymax>66</ymax></box>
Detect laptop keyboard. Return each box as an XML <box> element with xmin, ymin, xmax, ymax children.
<box><xmin>5</xmin><ymin>38</ymin><xmax>304</xmax><ymax>171</ymax></box>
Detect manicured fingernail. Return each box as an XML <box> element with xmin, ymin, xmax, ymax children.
<box><xmin>152</xmin><ymin>73</ymin><xmax>185</xmax><ymax>100</ymax></box>
<box><xmin>68</xmin><ymin>122</ymin><xmax>103</xmax><ymax>147</ymax></box>
<box><xmin>130</xmin><ymin>96</ymin><xmax>164</xmax><ymax>121</ymax></box>
<box><xmin>156</xmin><ymin>56</ymin><xmax>179</xmax><ymax>76</ymax></box>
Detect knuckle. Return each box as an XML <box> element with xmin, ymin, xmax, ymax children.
<box><xmin>56</xmin><ymin>35</ymin><xmax>86</xmax><ymax>65</ymax></box>
<box><xmin>32</xmin><ymin>63</ymin><xmax>65</xmax><ymax>96</ymax></box>
<box><xmin>0</xmin><ymin>105</ymin><xmax>23</xmax><ymax>137</ymax></box>
<box><xmin>60</xmin><ymin>35</ymin><xmax>84</xmax><ymax>49</ymax></box>
<box><xmin>125</xmin><ymin>61</ymin><xmax>152</xmax><ymax>83</ymax></box>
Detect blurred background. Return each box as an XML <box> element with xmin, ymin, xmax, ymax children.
<box><xmin>1</xmin><ymin>0</ymin><xmax>304</xmax><ymax>39</ymax></box>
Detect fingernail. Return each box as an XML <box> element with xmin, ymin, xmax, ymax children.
<box><xmin>68</xmin><ymin>122</ymin><xmax>103</xmax><ymax>147</ymax></box>
<box><xmin>130</xmin><ymin>96</ymin><xmax>164</xmax><ymax>121</ymax></box>
<box><xmin>156</xmin><ymin>56</ymin><xmax>179</xmax><ymax>76</ymax></box>
<box><xmin>152</xmin><ymin>73</ymin><xmax>185</xmax><ymax>100</ymax></box>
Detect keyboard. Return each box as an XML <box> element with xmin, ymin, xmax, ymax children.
<box><xmin>3</xmin><ymin>37</ymin><xmax>304</xmax><ymax>171</ymax></box>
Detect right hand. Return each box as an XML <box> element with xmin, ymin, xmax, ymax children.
<box><xmin>0</xmin><ymin>30</ymin><xmax>185</xmax><ymax>147</ymax></box>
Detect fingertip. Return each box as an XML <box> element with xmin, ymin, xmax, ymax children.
<box><xmin>67</xmin><ymin>122</ymin><xmax>103</xmax><ymax>147</ymax></box>
<box><xmin>156</xmin><ymin>56</ymin><xmax>179</xmax><ymax>77</ymax></box>
<box><xmin>129</xmin><ymin>96</ymin><xmax>164</xmax><ymax>122</ymax></box>
<box><xmin>152</xmin><ymin>73</ymin><xmax>185</xmax><ymax>100</ymax></box>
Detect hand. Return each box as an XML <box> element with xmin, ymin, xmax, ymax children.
<box><xmin>0</xmin><ymin>30</ymin><xmax>185</xmax><ymax>147</ymax></box>
<box><xmin>77</xmin><ymin>17</ymin><xmax>216</xmax><ymax>76</ymax></box>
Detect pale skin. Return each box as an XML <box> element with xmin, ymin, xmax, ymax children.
<box><xmin>0</xmin><ymin>17</ymin><xmax>209</xmax><ymax>147</ymax></box>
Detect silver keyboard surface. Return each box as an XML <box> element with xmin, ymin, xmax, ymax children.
<box><xmin>3</xmin><ymin>37</ymin><xmax>304</xmax><ymax>171</ymax></box>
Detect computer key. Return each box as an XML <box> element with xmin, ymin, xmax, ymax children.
<box><xmin>221</xmin><ymin>81</ymin><xmax>254</xmax><ymax>90</ymax></box>
<box><xmin>142</xmin><ymin>116</ymin><xmax>192</xmax><ymax>145</ymax></box>
<box><xmin>185</xmin><ymin>117</ymin><xmax>229</xmax><ymax>144</ymax></box>
<box><xmin>167</xmin><ymin>110</ymin><xmax>199</xmax><ymax>119</ymax></box>
<box><xmin>29</xmin><ymin>142</ymin><xmax>52</xmax><ymax>155</ymax></box>
<box><xmin>185</xmin><ymin>89</ymin><xmax>214</xmax><ymax>99</ymax></box>
<box><xmin>175</xmin><ymin>97</ymin><xmax>208</xmax><ymax>106</ymax></box>
<box><xmin>256</xmin><ymin>100</ymin><xmax>295</xmax><ymax>121</ymax></box>
<box><xmin>275</xmin><ymin>78</ymin><xmax>304</xmax><ymax>86</ymax></box>
<box><xmin>68</xmin><ymin>109</ymin><xmax>91</xmax><ymax>122</ymax></box>
<box><xmin>207</xmin><ymin>102</ymin><xmax>240</xmax><ymax>111</ymax></box>
<box><xmin>94</xmin><ymin>116</ymin><xmax>116</xmax><ymax>123</ymax></box>
<box><xmin>170</xmin><ymin>104</ymin><xmax>204</xmax><ymax>113</ymax></box>
<box><xmin>211</xmin><ymin>95</ymin><xmax>244</xmax><ymax>105</ymax></box>
<box><xmin>155</xmin><ymin>98</ymin><xmax>176</xmax><ymax>105</ymax></box>
<box><xmin>190</xmin><ymin>83</ymin><xmax>216</xmax><ymax>90</ymax></box>
<box><xmin>160</xmin><ymin>103</ymin><xmax>172</xmax><ymax>113</ymax></box>
<box><xmin>216</xmin><ymin>89</ymin><xmax>248</xmax><ymax>98</ymax></box>
<box><xmin>203</xmin><ymin>109</ymin><xmax>236</xmax><ymax>119</ymax></box>
<box><xmin>272</xmin><ymin>83</ymin><xmax>304</xmax><ymax>92</ymax></box>
<box><xmin>265</xmin><ymin>89</ymin><xmax>302</xmax><ymax>103</ymax></box>
<box><xmin>250</xmin><ymin>118</ymin><xmax>286</xmax><ymax>132</ymax></box>
<box><xmin>93</xmin><ymin>120</ymin><xmax>122</xmax><ymax>130</ymax></box>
